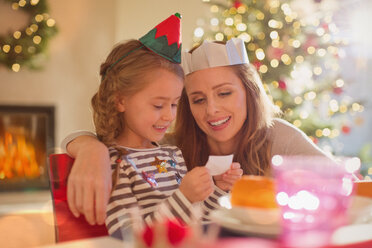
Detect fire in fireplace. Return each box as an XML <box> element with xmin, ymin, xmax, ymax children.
<box><xmin>0</xmin><ymin>105</ymin><xmax>55</xmax><ymax>191</ymax></box>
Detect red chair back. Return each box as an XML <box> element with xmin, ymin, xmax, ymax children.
<box><xmin>48</xmin><ymin>153</ymin><xmax>108</xmax><ymax>242</ymax></box>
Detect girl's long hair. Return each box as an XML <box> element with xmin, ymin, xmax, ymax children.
<box><xmin>174</xmin><ymin>62</ymin><xmax>279</xmax><ymax>175</ymax></box>
<box><xmin>91</xmin><ymin>40</ymin><xmax>184</xmax><ymax>145</ymax></box>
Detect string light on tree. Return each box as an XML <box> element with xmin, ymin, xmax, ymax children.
<box><xmin>192</xmin><ymin>0</ymin><xmax>363</xmax><ymax>154</ymax></box>
<box><xmin>0</xmin><ymin>0</ymin><xmax>58</xmax><ymax>71</ymax></box>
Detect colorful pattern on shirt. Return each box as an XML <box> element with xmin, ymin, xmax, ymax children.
<box><xmin>105</xmin><ymin>145</ymin><xmax>226</xmax><ymax>237</ymax></box>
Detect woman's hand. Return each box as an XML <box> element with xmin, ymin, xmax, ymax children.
<box><xmin>66</xmin><ymin>135</ymin><xmax>112</xmax><ymax>225</ymax></box>
<box><xmin>179</xmin><ymin>167</ymin><xmax>214</xmax><ymax>203</ymax></box>
<box><xmin>213</xmin><ymin>162</ymin><xmax>243</xmax><ymax>191</ymax></box>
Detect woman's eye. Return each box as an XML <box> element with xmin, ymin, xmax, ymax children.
<box><xmin>219</xmin><ymin>91</ymin><xmax>232</xmax><ymax>96</ymax></box>
<box><xmin>192</xmin><ymin>98</ymin><xmax>205</xmax><ymax>104</ymax></box>
<box><xmin>154</xmin><ymin>105</ymin><xmax>163</xmax><ymax>109</ymax></box>
<box><xmin>171</xmin><ymin>103</ymin><xmax>178</xmax><ymax>108</ymax></box>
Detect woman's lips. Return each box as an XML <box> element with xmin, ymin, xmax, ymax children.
<box><xmin>208</xmin><ymin>116</ymin><xmax>231</xmax><ymax>130</ymax></box>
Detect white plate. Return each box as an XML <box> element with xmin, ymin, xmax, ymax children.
<box><xmin>218</xmin><ymin>195</ymin><xmax>280</xmax><ymax>225</ymax></box>
<box><xmin>213</xmin><ymin>194</ymin><xmax>372</xmax><ymax>239</ymax></box>
<box><xmin>210</xmin><ymin>208</ymin><xmax>280</xmax><ymax>238</ymax></box>
<box><xmin>348</xmin><ymin>196</ymin><xmax>372</xmax><ymax>224</ymax></box>
<box><xmin>332</xmin><ymin>224</ymin><xmax>372</xmax><ymax>245</ymax></box>
<box><xmin>211</xmin><ymin>195</ymin><xmax>280</xmax><ymax>237</ymax></box>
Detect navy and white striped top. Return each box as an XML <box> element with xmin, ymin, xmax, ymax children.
<box><xmin>105</xmin><ymin>144</ymin><xmax>226</xmax><ymax>239</ymax></box>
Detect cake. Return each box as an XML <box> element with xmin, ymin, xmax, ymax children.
<box><xmin>230</xmin><ymin>175</ymin><xmax>278</xmax><ymax>209</ymax></box>
<box><xmin>355</xmin><ymin>180</ymin><xmax>372</xmax><ymax>198</ymax></box>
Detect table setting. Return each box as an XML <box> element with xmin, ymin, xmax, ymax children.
<box><xmin>39</xmin><ymin>155</ymin><xmax>372</xmax><ymax>248</ymax></box>
<box><xmin>210</xmin><ymin>155</ymin><xmax>372</xmax><ymax>248</ymax></box>
<box><xmin>211</xmin><ymin>187</ymin><xmax>372</xmax><ymax>245</ymax></box>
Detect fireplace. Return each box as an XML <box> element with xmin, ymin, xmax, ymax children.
<box><xmin>0</xmin><ymin>105</ymin><xmax>55</xmax><ymax>191</ymax></box>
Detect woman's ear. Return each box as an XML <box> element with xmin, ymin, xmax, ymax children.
<box><xmin>116</xmin><ymin>96</ymin><xmax>126</xmax><ymax>112</ymax></box>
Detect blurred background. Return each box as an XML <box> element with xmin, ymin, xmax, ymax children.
<box><xmin>1</xmin><ymin>0</ymin><xmax>371</xmax><ymax>176</ymax></box>
<box><xmin>0</xmin><ymin>0</ymin><xmax>371</xmax><ymax>246</ymax></box>
<box><xmin>1</xmin><ymin>0</ymin><xmax>372</xmax><ymax>179</ymax></box>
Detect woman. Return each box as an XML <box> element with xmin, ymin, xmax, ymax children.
<box><xmin>175</xmin><ymin>39</ymin><xmax>326</xmax><ymax>176</ymax></box>
<box><xmin>63</xmin><ymin>38</ymin><xmax>327</xmax><ymax>225</ymax></box>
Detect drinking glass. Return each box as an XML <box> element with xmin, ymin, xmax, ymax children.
<box><xmin>272</xmin><ymin>155</ymin><xmax>359</xmax><ymax>248</ymax></box>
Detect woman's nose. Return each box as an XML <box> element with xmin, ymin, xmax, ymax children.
<box><xmin>206</xmin><ymin>98</ymin><xmax>219</xmax><ymax>115</ymax></box>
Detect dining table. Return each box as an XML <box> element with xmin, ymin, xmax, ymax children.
<box><xmin>36</xmin><ymin>233</ymin><xmax>372</xmax><ymax>248</ymax></box>
<box><xmin>38</xmin><ymin>236</ymin><xmax>125</xmax><ymax>248</ymax></box>
<box><xmin>37</xmin><ymin>180</ymin><xmax>372</xmax><ymax>248</ymax></box>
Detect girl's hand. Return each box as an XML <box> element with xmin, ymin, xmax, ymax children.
<box><xmin>179</xmin><ymin>167</ymin><xmax>214</xmax><ymax>203</ymax></box>
<box><xmin>213</xmin><ymin>162</ymin><xmax>243</xmax><ymax>191</ymax></box>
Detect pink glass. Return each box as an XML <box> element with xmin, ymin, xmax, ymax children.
<box><xmin>272</xmin><ymin>156</ymin><xmax>356</xmax><ymax>248</ymax></box>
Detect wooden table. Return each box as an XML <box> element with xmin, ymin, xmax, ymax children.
<box><xmin>37</xmin><ymin>235</ymin><xmax>372</xmax><ymax>248</ymax></box>
<box><xmin>38</xmin><ymin>237</ymin><xmax>127</xmax><ymax>248</ymax></box>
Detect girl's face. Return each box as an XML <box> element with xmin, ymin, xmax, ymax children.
<box><xmin>117</xmin><ymin>68</ymin><xmax>183</xmax><ymax>148</ymax></box>
<box><xmin>185</xmin><ymin>66</ymin><xmax>247</xmax><ymax>153</ymax></box>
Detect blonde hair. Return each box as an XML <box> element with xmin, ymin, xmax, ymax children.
<box><xmin>91</xmin><ymin>40</ymin><xmax>184</xmax><ymax>145</ymax></box>
<box><xmin>174</xmin><ymin>61</ymin><xmax>280</xmax><ymax>175</ymax></box>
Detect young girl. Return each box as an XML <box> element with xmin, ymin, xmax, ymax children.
<box><xmin>91</xmin><ymin>14</ymin><xmax>241</xmax><ymax>239</ymax></box>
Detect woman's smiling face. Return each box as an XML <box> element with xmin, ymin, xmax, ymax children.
<box><xmin>185</xmin><ymin>66</ymin><xmax>247</xmax><ymax>152</ymax></box>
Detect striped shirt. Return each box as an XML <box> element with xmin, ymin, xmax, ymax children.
<box><xmin>105</xmin><ymin>144</ymin><xmax>226</xmax><ymax>239</ymax></box>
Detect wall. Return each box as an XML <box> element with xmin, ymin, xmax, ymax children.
<box><xmin>115</xmin><ymin>0</ymin><xmax>209</xmax><ymax>49</ymax></box>
<box><xmin>0</xmin><ymin>0</ymin><xmax>117</xmax><ymax>148</ymax></box>
<box><xmin>330</xmin><ymin>0</ymin><xmax>372</xmax><ymax>159</ymax></box>
<box><xmin>0</xmin><ymin>0</ymin><xmax>208</xmax><ymax>148</ymax></box>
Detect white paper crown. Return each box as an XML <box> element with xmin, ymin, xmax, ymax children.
<box><xmin>181</xmin><ymin>38</ymin><xmax>249</xmax><ymax>75</ymax></box>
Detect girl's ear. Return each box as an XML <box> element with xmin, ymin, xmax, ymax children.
<box><xmin>116</xmin><ymin>96</ymin><xmax>126</xmax><ymax>112</ymax></box>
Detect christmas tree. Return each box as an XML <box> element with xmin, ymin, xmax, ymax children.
<box><xmin>192</xmin><ymin>0</ymin><xmax>364</xmax><ymax>155</ymax></box>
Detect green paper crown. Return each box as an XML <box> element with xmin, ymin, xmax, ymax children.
<box><xmin>139</xmin><ymin>13</ymin><xmax>182</xmax><ymax>64</ymax></box>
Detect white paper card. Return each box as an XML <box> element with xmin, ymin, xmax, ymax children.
<box><xmin>205</xmin><ymin>154</ymin><xmax>234</xmax><ymax>176</ymax></box>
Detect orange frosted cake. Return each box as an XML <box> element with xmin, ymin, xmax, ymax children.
<box><xmin>230</xmin><ymin>175</ymin><xmax>278</xmax><ymax>209</ymax></box>
<box><xmin>355</xmin><ymin>180</ymin><xmax>372</xmax><ymax>198</ymax></box>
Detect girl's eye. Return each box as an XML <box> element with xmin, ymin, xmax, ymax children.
<box><xmin>171</xmin><ymin>103</ymin><xmax>178</xmax><ymax>108</ymax></box>
<box><xmin>219</xmin><ymin>91</ymin><xmax>232</xmax><ymax>96</ymax></box>
<box><xmin>192</xmin><ymin>98</ymin><xmax>205</xmax><ymax>104</ymax></box>
<box><xmin>154</xmin><ymin>105</ymin><xmax>163</xmax><ymax>109</ymax></box>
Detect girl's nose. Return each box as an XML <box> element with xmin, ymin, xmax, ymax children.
<box><xmin>162</xmin><ymin>105</ymin><xmax>176</xmax><ymax>121</ymax></box>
